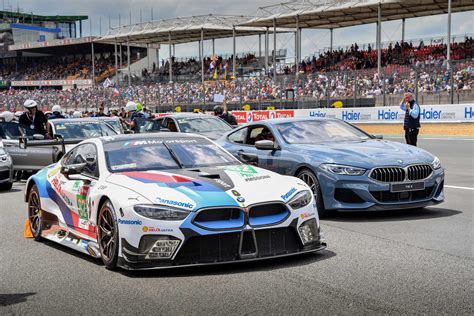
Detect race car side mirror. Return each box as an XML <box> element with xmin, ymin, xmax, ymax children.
<box><xmin>61</xmin><ymin>163</ymin><xmax>87</xmax><ymax>178</ymax></box>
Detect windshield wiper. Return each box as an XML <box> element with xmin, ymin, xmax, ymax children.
<box><xmin>162</xmin><ymin>141</ymin><xmax>184</xmax><ymax>169</ymax></box>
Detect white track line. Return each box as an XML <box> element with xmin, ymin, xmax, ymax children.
<box><xmin>445</xmin><ymin>185</ymin><xmax>474</xmax><ymax>191</ymax></box>
<box><xmin>386</xmin><ymin>136</ymin><xmax>474</xmax><ymax>141</ymax></box>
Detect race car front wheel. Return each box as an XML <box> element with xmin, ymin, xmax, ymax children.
<box><xmin>296</xmin><ymin>169</ymin><xmax>334</xmax><ymax>218</ymax></box>
<box><xmin>28</xmin><ymin>185</ymin><xmax>43</xmax><ymax>241</ymax></box>
<box><xmin>98</xmin><ymin>200</ymin><xmax>119</xmax><ymax>269</ymax></box>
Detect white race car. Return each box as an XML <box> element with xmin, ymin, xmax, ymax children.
<box><xmin>25</xmin><ymin>133</ymin><xmax>326</xmax><ymax>270</ymax></box>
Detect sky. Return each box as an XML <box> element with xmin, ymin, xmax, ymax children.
<box><xmin>2</xmin><ymin>0</ymin><xmax>473</xmax><ymax>61</ymax></box>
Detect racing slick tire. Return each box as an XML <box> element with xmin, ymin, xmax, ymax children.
<box><xmin>28</xmin><ymin>184</ymin><xmax>43</xmax><ymax>241</ymax></box>
<box><xmin>296</xmin><ymin>168</ymin><xmax>335</xmax><ymax>218</ymax></box>
<box><xmin>97</xmin><ymin>199</ymin><xmax>119</xmax><ymax>270</ymax></box>
<box><xmin>0</xmin><ymin>181</ymin><xmax>12</xmax><ymax>191</ymax></box>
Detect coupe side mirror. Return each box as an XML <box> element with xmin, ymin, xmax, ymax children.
<box><xmin>255</xmin><ymin>140</ymin><xmax>276</xmax><ymax>150</ymax></box>
<box><xmin>19</xmin><ymin>137</ymin><xmax>27</xmax><ymax>149</ymax></box>
<box><xmin>33</xmin><ymin>134</ymin><xmax>45</xmax><ymax>140</ymax></box>
<box><xmin>373</xmin><ymin>134</ymin><xmax>384</xmax><ymax>140</ymax></box>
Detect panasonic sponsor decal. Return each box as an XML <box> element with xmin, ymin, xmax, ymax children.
<box><xmin>118</xmin><ymin>219</ymin><xmax>142</xmax><ymax>225</ymax></box>
<box><xmin>156</xmin><ymin>197</ymin><xmax>194</xmax><ymax>210</ymax></box>
<box><xmin>281</xmin><ymin>187</ymin><xmax>297</xmax><ymax>201</ymax></box>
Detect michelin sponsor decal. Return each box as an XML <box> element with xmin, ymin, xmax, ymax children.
<box><xmin>229</xmin><ymin>104</ymin><xmax>473</xmax><ymax>123</ymax></box>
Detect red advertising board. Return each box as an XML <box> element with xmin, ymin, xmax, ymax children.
<box><xmin>251</xmin><ymin>111</ymin><xmax>270</xmax><ymax>122</ymax></box>
<box><xmin>231</xmin><ymin>111</ymin><xmax>249</xmax><ymax>124</ymax></box>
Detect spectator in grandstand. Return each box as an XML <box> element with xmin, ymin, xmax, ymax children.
<box><xmin>48</xmin><ymin>105</ymin><xmax>66</xmax><ymax>119</ymax></box>
<box><xmin>19</xmin><ymin>99</ymin><xmax>49</xmax><ymax>137</ymax></box>
<box><xmin>399</xmin><ymin>92</ymin><xmax>421</xmax><ymax>146</ymax></box>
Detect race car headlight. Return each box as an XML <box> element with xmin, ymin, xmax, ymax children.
<box><xmin>320</xmin><ymin>163</ymin><xmax>366</xmax><ymax>176</ymax></box>
<box><xmin>288</xmin><ymin>190</ymin><xmax>312</xmax><ymax>209</ymax></box>
<box><xmin>431</xmin><ymin>156</ymin><xmax>441</xmax><ymax>170</ymax></box>
<box><xmin>133</xmin><ymin>204</ymin><xmax>190</xmax><ymax>221</ymax></box>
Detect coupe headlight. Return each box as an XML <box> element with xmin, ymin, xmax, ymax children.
<box><xmin>431</xmin><ymin>156</ymin><xmax>441</xmax><ymax>170</ymax></box>
<box><xmin>320</xmin><ymin>163</ymin><xmax>366</xmax><ymax>176</ymax></box>
<box><xmin>288</xmin><ymin>190</ymin><xmax>312</xmax><ymax>209</ymax></box>
<box><xmin>133</xmin><ymin>204</ymin><xmax>190</xmax><ymax>221</ymax></box>
<box><xmin>0</xmin><ymin>154</ymin><xmax>10</xmax><ymax>163</ymax></box>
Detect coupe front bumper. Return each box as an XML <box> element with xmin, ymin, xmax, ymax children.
<box><xmin>318</xmin><ymin>167</ymin><xmax>445</xmax><ymax>212</ymax></box>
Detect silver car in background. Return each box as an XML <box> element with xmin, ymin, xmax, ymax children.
<box><xmin>0</xmin><ymin>140</ymin><xmax>13</xmax><ymax>190</ymax></box>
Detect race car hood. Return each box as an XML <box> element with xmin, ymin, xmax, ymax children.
<box><xmin>105</xmin><ymin>164</ymin><xmax>306</xmax><ymax>211</ymax></box>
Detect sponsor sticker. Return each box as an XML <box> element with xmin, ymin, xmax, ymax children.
<box><xmin>281</xmin><ymin>187</ymin><xmax>297</xmax><ymax>201</ymax></box>
<box><xmin>118</xmin><ymin>219</ymin><xmax>142</xmax><ymax>225</ymax></box>
<box><xmin>225</xmin><ymin>165</ymin><xmax>259</xmax><ymax>177</ymax></box>
<box><xmin>155</xmin><ymin>197</ymin><xmax>194</xmax><ymax>210</ymax></box>
<box><xmin>300</xmin><ymin>212</ymin><xmax>316</xmax><ymax>220</ymax></box>
<box><xmin>142</xmin><ymin>226</ymin><xmax>174</xmax><ymax>233</ymax></box>
<box><xmin>48</xmin><ymin>166</ymin><xmax>61</xmax><ymax>178</ymax></box>
<box><xmin>76</xmin><ymin>195</ymin><xmax>88</xmax><ymax>220</ymax></box>
<box><xmin>72</xmin><ymin>181</ymin><xmax>81</xmax><ymax>192</ymax></box>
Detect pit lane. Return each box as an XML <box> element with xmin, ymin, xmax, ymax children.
<box><xmin>0</xmin><ymin>137</ymin><xmax>472</xmax><ymax>314</ymax></box>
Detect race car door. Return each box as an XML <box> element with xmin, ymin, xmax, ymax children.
<box><xmin>57</xmin><ymin>143</ymin><xmax>98</xmax><ymax>235</ymax></box>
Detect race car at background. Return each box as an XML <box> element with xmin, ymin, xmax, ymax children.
<box><xmin>138</xmin><ymin>114</ymin><xmax>233</xmax><ymax>140</ymax></box>
<box><xmin>25</xmin><ymin>133</ymin><xmax>326</xmax><ymax>270</ymax></box>
<box><xmin>217</xmin><ymin>118</ymin><xmax>445</xmax><ymax>217</ymax></box>
<box><xmin>0</xmin><ymin>140</ymin><xmax>13</xmax><ymax>190</ymax></box>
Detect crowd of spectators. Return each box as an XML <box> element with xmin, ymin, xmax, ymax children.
<box><xmin>0</xmin><ymin>60</ymin><xmax>471</xmax><ymax>112</ymax></box>
<box><xmin>0</xmin><ymin>55</ymin><xmax>118</xmax><ymax>81</ymax></box>
<box><xmin>287</xmin><ymin>37</ymin><xmax>473</xmax><ymax>74</ymax></box>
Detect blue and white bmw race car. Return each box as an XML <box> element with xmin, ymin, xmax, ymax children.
<box><xmin>25</xmin><ymin>133</ymin><xmax>326</xmax><ymax>270</ymax></box>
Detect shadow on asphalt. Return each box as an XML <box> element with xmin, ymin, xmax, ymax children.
<box><xmin>121</xmin><ymin>249</ymin><xmax>336</xmax><ymax>279</ymax></box>
<box><xmin>41</xmin><ymin>241</ymin><xmax>103</xmax><ymax>267</ymax></box>
<box><xmin>0</xmin><ymin>292</ymin><xmax>36</xmax><ymax>307</ymax></box>
<box><xmin>323</xmin><ymin>207</ymin><xmax>461</xmax><ymax>222</ymax></box>
<box><xmin>0</xmin><ymin>188</ymin><xmax>22</xmax><ymax>194</ymax></box>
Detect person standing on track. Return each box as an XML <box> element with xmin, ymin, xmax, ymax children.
<box><xmin>399</xmin><ymin>92</ymin><xmax>421</xmax><ymax>146</ymax></box>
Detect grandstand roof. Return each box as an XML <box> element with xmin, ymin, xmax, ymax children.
<box><xmin>0</xmin><ymin>10</ymin><xmax>87</xmax><ymax>23</ymax></box>
<box><xmin>241</xmin><ymin>0</ymin><xmax>474</xmax><ymax>29</ymax></box>
<box><xmin>99</xmin><ymin>14</ymin><xmax>289</xmax><ymax>44</ymax></box>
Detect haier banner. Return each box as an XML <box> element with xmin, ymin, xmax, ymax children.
<box><xmin>232</xmin><ymin>104</ymin><xmax>473</xmax><ymax>124</ymax></box>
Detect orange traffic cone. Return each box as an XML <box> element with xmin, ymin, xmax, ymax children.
<box><xmin>24</xmin><ymin>218</ymin><xmax>33</xmax><ymax>238</ymax></box>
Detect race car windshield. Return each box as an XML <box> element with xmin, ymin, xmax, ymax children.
<box><xmin>176</xmin><ymin>117</ymin><xmax>232</xmax><ymax>133</ymax></box>
<box><xmin>277</xmin><ymin>120</ymin><xmax>370</xmax><ymax>144</ymax></box>
<box><xmin>52</xmin><ymin>121</ymin><xmax>117</xmax><ymax>139</ymax></box>
<box><xmin>105</xmin><ymin>138</ymin><xmax>238</xmax><ymax>172</ymax></box>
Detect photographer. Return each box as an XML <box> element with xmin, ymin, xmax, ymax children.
<box><xmin>399</xmin><ymin>92</ymin><xmax>421</xmax><ymax>146</ymax></box>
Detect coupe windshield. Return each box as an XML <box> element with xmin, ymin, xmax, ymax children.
<box><xmin>52</xmin><ymin>121</ymin><xmax>117</xmax><ymax>140</ymax></box>
<box><xmin>276</xmin><ymin>120</ymin><xmax>370</xmax><ymax>144</ymax></box>
<box><xmin>176</xmin><ymin>117</ymin><xmax>232</xmax><ymax>133</ymax></box>
<box><xmin>105</xmin><ymin>137</ymin><xmax>238</xmax><ymax>172</ymax></box>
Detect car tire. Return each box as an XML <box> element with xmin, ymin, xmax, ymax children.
<box><xmin>0</xmin><ymin>181</ymin><xmax>13</xmax><ymax>191</ymax></box>
<box><xmin>97</xmin><ymin>200</ymin><xmax>119</xmax><ymax>270</ymax></box>
<box><xmin>28</xmin><ymin>184</ymin><xmax>43</xmax><ymax>241</ymax></box>
<box><xmin>296</xmin><ymin>169</ymin><xmax>335</xmax><ymax>218</ymax></box>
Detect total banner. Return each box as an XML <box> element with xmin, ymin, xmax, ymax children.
<box><xmin>231</xmin><ymin>104</ymin><xmax>474</xmax><ymax>124</ymax></box>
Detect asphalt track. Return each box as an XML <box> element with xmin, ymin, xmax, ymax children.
<box><xmin>1</xmin><ymin>137</ymin><xmax>473</xmax><ymax>314</ymax></box>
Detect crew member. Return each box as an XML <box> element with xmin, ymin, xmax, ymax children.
<box><xmin>49</xmin><ymin>105</ymin><xmax>66</xmax><ymax>119</ymax></box>
<box><xmin>19</xmin><ymin>100</ymin><xmax>49</xmax><ymax>137</ymax></box>
<box><xmin>399</xmin><ymin>92</ymin><xmax>421</xmax><ymax>146</ymax></box>
<box><xmin>124</xmin><ymin>101</ymin><xmax>145</xmax><ymax>133</ymax></box>
<box><xmin>214</xmin><ymin>104</ymin><xmax>237</xmax><ymax>126</ymax></box>
<box><xmin>95</xmin><ymin>103</ymin><xmax>108</xmax><ymax>117</ymax></box>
